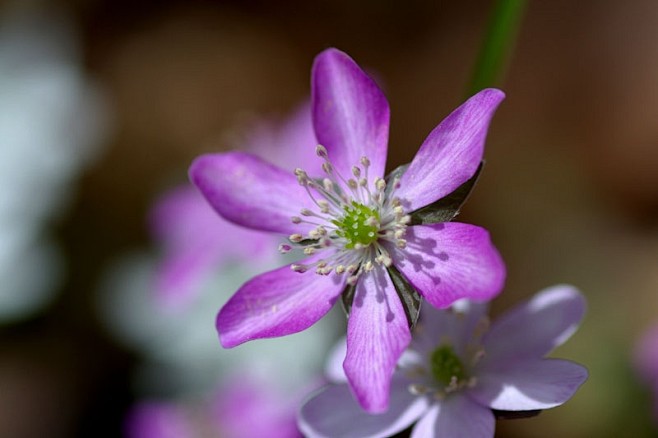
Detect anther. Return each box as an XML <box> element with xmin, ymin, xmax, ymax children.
<box><xmin>323</xmin><ymin>178</ymin><xmax>334</xmax><ymax>192</ymax></box>
<box><xmin>408</xmin><ymin>384</ymin><xmax>428</xmax><ymax>395</ymax></box>
<box><xmin>304</xmin><ymin>247</ymin><xmax>316</xmax><ymax>255</ymax></box>
<box><xmin>300</xmin><ymin>208</ymin><xmax>314</xmax><ymax>216</ymax></box>
<box><xmin>291</xmin><ymin>216</ymin><xmax>302</xmax><ymax>224</ymax></box>
<box><xmin>348</xmin><ymin>179</ymin><xmax>358</xmax><ymax>189</ymax></box>
<box><xmin>375</xmin><ymin>178</ymin><xmax>386</xmax><ymax>191</ymax></box>
<box><xmin>291</xmin><ymin>264</ymin><xmax>307</xmax><ymax>273</ymax></box>
<box><xmin>318</xmin><ymin>200</ymin><xmax>330</xmax><ymax>213</ymax></box>
<box><xmin>316</xmin><ymin>145</ymin><xmax>328</xmax><ymax>158</ymax></box>
<box><xmin>322</xmin><ymin>162</ymin><xmax>333</xmax><ymax>174</ymax></box>
<box><xmin>360</xmin><ymin>156</ymin><xmax>370</xmax><ymax>168</ymax></box>
<box><xmin>289</xmin><ymin>234</ymin><xmax>303</xmax><ymax>243</ymax></box>
<box><xmin>278</xmin><ymin>244</ymin><xmax>292</xmax><ymax>253</ymax></box>
<box><xmin>352</xmin><ymin>166</ymin><xmax>361</xmax><ymax>178</ymax></box>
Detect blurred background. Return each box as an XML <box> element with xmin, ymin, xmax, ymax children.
<box><xmin>1</xmin><ymin>0</ymin><xmax>658</xmax><ymax>436</ymax></box>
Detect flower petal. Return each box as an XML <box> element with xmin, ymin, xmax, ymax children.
<box><xmin>216</xmin><ymin>258</ymin><xmax>346</xmax><ymax>348</ymax></box>
<box><xmin>298</xmin><ymin>379</ymin><xmax>428</xmax><ymax>438</ymax></box>
<box><xmin>189</xmin><ymin>151</ymin><xmax>315</xmax><ymax>235</ymax></box>
<box><xmin>312</xmin><ymin>48</ymin><xmax>389</xmax><ymax>180</ymax></box>
<box><xmin>411</xmin><ymin>395</ymin><xmax>495</xmax><ymax>438</ymax></box>
<box><xmin>470</xmin><ymin>358</ymin><xmax>588</xmax><ymax>410</ymax></box>
<box><xmin>397</xmin><ymin>89</ymin><xmax>505</xmax><ymax>212</ymax></box>
<box><xmin>480</xmin><ymin>285</ymin><xmax>586</xmax><ymax>365</ymax></box>
<box><xmin>344</xmin><ymin>264</ymin><xmax>412</xmax><ymax>413</ymax></box>
<box><xmin>389</xmin><ymin>223</ymin><xmax>505</xmax><ymax>309</ymax></box>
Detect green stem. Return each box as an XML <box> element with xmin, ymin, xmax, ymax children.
<box><xmin>467</xmin><ymin>0</ymin><xmax>527</xmax><ymax>96</ymax></box>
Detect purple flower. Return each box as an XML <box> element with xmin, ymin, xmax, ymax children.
<box><xmin>190</xmin><ymin>48</ymin><xmax>506</xmax><ymax>412</ymax></box>
<box><xmin>126</xmin><ymin>373</ymin><xmax>302</xmax><ymax>438</ymax></box>
<box><xmin>634</xmin><ymin>322</ymin><xmax>658</xmax><ymax>421</ymax></box>
<box><xmin>299</xmin><ymin>285</ymin><xmax>589</xmax><ymax>438</ymax></box>
<box><xmin>150</xmin><ymin>102</ymin><xmax>319</xmax><ymax>309</ymax></box>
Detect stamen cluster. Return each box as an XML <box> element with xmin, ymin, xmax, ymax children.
<box><xmin>280</xmin><ymin>145</ymin><xmax>410</xmax><ymax>285</ymax></box>
<box><xmin>403</xmin><ymin>313</ymin><xmax>489</xmax><ymax>399</ymax></box>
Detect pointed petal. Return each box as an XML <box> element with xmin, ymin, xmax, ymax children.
<box><xmin>389</xmin><ymin>223</ymin><xmax>505</xmax><ymax>309</ymax></box>
<box><xmin>397</xmin><ymin>89</ymin><xmax>505</xmax><ymax>212</ymax></box>
<box><xmin>344</xmin><ymin>265</ymin><xmax>412</xmax><ymax>413</ymax></box>
<box><xmin>299</xmin><ymin>379</ymin><xmax>428</xmax><ymax>438</ymax></box>
<box><xmin>189</xmin><ymin>151</ymin><xmax>315</xmax><ymax>235</ymax></box>
<box><xmin>480</xmin><ymin>285</ymin><xmax>586</xmax><ymax>365</ymax></box>
<box><xmin>216</xmin><ymin>258</ymin><xmax>346</xmax><ymax>347</ymax></box>
<box><xmin>470</xmin><ymin>358</ymin><xmax>589</xmax><ymax>410</ymax></box>
<box><xmin>411</xmin><ymin>396</ymin><xmax>494</xmax><ymax>438</ymax></box>
<box><xmin>312</xmin><ymin>48</ymin><xmax>389</xmax><ymax>180</ymax></box>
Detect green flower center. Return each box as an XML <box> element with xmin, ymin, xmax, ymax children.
<box><xmin>430</xmin><ymin>345</ymin><xmax>466</xmax><ymax>386</ymax></box>
<box><xmin>332</xmin><ymin>201</ymin><xmax>380</xmax><ymax>249</ymax></box>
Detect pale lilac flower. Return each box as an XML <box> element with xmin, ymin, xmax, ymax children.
<box><xmin>634</xmin><ymin>322</ymin><xmax>658</xmax><ymax>421</ymax></box>
<box><xmin>299</xmin><ymin>285</ymin><xmax>588</xmax><ymax>438</ymax></box>
<box><xmin>126</xmin><ymin>373</ymin><xmax>302</xmax><ymax>438</ymax></box>
<box><xmin>150</xmin><ymin>102</ymin><xmax>319</xmax><ymax>309</ymax></box>
<box><xmin>190</xmin><ymin>48</ymin><xmax>506</xmax><ymax>412</ymax></box>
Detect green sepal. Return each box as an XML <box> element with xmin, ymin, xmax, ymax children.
<box><xmin>339</xmin><ymin>282</ymin><xmax>357</xmax><ymax>318</ymax></box>
<box><xmin>408</xmin><ymin>162</ymin><xmax>484</xmax><ymax>226</ymax></box>
<box><xmin>387</xmin><ymin>264</ymin><xmax>422</xmax><ymax>330</ymax></box>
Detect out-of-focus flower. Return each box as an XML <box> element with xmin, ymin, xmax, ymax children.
<box><xmin>634</xmin><ymin>322</ymin><xmax>658</xmax><ymax>422</ymax></box>
<box><xmin>190</xmin><ymin>48</ymin><xmax>505</xmax><ymax>412</ymax></box>
<box><xmin>99</xmin><ymin>101</ymin><xmax>336</xmax><ymax>396</ymax></box>
<box><xmin>149</xmin><ymin>101</ymin><xmax>319</xmax><ymax>310</ymax></box>
<box><xmin>299</xmin><ymin>285</ymin><xmax>588</xmax><ymax>437</ymax></box>
<box><xmin>127</xmin><ymin>372</ymin><xmax>303</xmax><ymax>438</ymax></box>
<box><xmin>0</xmin><ymin>8</ymin><xmax>108</xmax><ymax>322</ymax></box>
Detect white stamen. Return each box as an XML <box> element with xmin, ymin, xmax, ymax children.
<box><xmin>284</xmin><ymin>152</ymin><xmax>410</xmax><ymax>283</ymax></box>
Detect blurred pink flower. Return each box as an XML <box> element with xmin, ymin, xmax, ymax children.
<box><xmin>149</xmin><ymin>102</ymin><xmax>319</xmax><ymax>310</ymax></box>
<box><xmin>127</xmin><ymin>373</ymin><xmax>303</xmax><ymax>438</ymax></box>
<box><xmin>634</xmin><ymin>322</ymin><xmax>658</xmax><ymax>421</ymax></box>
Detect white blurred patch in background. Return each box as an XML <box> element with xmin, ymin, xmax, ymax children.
<box><xmin>0</xmin><ymin>5</ymin><xmax>110</xmax><ymax>322</ymax></box>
